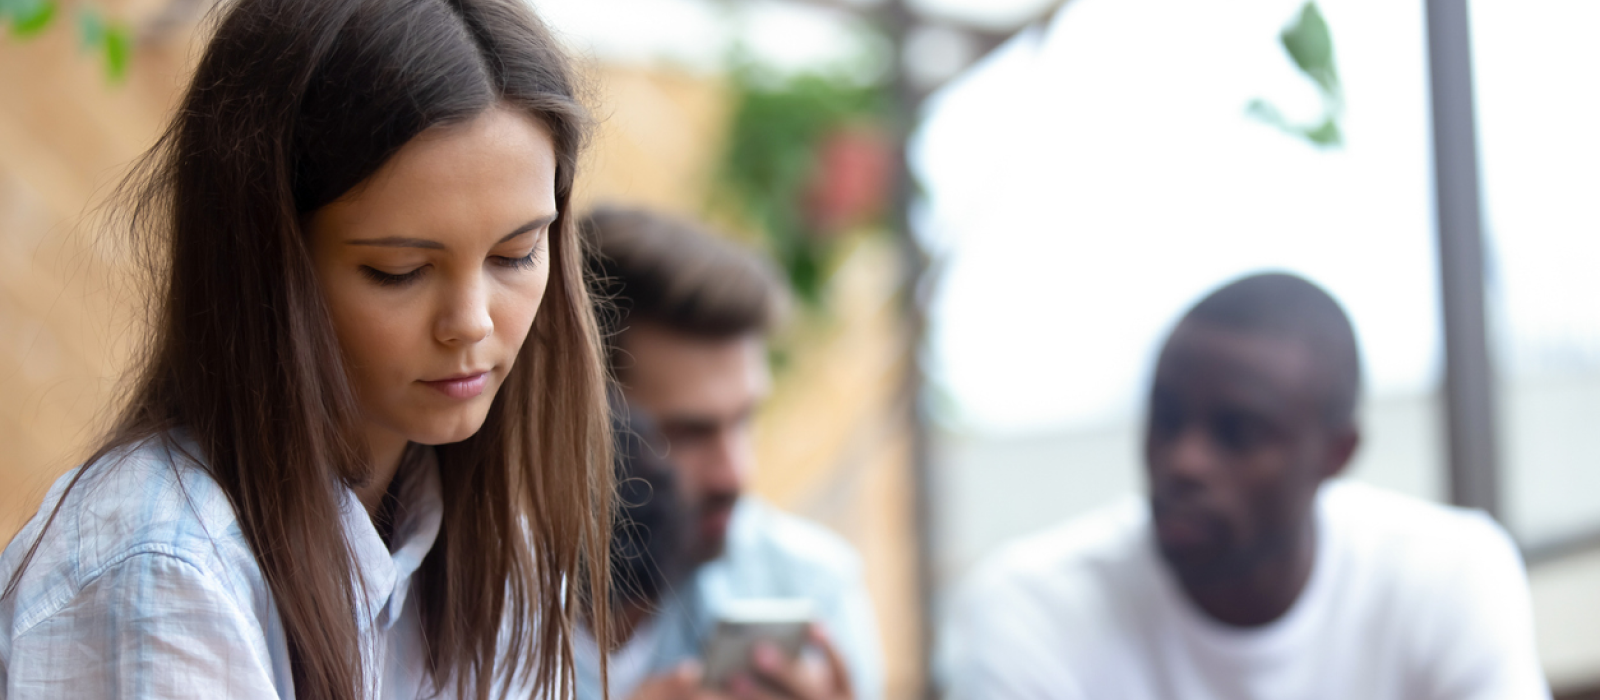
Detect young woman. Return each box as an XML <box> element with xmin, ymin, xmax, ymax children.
<box><xmin>0</xmin><ymin>0</ymin><xmax>612</xmax><ymax>698</ymax></box>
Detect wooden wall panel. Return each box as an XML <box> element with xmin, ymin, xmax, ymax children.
<box><xmin>0</xmin><ymin>8</ymin><xmax>191</xmax><ymax>538</ymax></box>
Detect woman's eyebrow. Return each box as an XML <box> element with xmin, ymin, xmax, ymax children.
<box><xmin>498</xmin><ymin>213</ymin><xmax>558</xmax><ymax>244</ymax></box>
<box><xmin>345</xmin><ymin>236</ymin><xmax>445</xmax><ymax>249</ymax></box>
<box><xmin>345</xmin><ymin>213</ymin><xmax>558</xmax><ymax>249</ymax></box>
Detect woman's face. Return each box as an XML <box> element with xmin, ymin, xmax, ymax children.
<box><xmin>308</xmin><ymin>105</ymin><xmax>557</xmax><ymax>450</ymax></box>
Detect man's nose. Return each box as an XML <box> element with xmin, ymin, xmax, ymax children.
<box><xmin>702</xmin><ymin>428</ymin><xmax>750</xmax><ymax>495</ymax></box>
<box><xmin>1158</xmin><ymin>425</ymin><xmax>1219</xmax><ymax>488</ymax></box>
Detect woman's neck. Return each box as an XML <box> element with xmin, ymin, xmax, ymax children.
<box><xmin>354</xmin><ymin>427</ymin><xmax>409</xmax><ymax>518</ymax></box>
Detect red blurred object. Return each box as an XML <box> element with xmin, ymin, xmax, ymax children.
<box><xmin>802</xmin><ymin>124</ymin><xmax>894</xmax><ymax>237</ymax></box>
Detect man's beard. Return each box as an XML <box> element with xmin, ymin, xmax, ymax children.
<box><xmin>1159</xmin><ymin>525</ymin><xmax>1295</xmax><ymax>590</ymax></box>
<box><xmin>688</xmin><ymin>491</ymin><xmax>740</xmax><ymax>564</ymax></box>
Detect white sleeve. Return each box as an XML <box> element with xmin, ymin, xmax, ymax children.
<box><xmin>1416</xmin><ymin>517</ymin><xmax>1551</xmax><ymax>700</ymax></box>
<box><xmin>938</xmin><ymin>570</ymin><xmax>1086</xmax><ymax>700</ymax></box>
<box><xmin>6</xmin><ymin>551</ymin><xmax>281</xmax><ymax>699</ymax></box>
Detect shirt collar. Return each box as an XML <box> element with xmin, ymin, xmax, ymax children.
<box><xmin>339</xmin><ymin>446</ymin><xmax>444</xmax><ymax>632</ymax></box>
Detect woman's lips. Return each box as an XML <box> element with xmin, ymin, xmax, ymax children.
<box><xmin>420</xmin><ymin>372</ymin><xmax>488</xmax><ymax>399</ymax></box>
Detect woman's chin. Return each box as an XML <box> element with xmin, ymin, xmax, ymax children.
<box><xmin>405</xmin><ymin>411</ymin><xmax>491</xmax><ymax>446</ymax></box>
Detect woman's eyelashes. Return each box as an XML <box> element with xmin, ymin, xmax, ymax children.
<box><xmin>359</xmin><ymin>242</ymin><xmax>545</xmax><ymax>287</ymax></box>
<box><xmin>493</xmin><ymin>233</ymin><xmax>548</xmax><ymax>271</ymax></box>
<box><xmin>494</xmin><ymin>247</ymin><xmax>543</xmax><ymax>271</ymax></box>
<box><xmin>361</xmin><ymin>265</ymin><xmax>425</xmax><ymax>287</ymax></box>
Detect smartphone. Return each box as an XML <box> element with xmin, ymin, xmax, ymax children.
<box><xmin>701</xmin><ymin>598</ymin><xmax>817</xmax><ymax>689</ymax></box>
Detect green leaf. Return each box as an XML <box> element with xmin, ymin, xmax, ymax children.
<box><xmin>77</xmin><ymin>8</ymin><xmax>103</xmax><ymax>48</ymax></box>
<box><xmin>1301</xmin><ymin>118</ymin><xmax>1342</xmax><ymax>147</ymax></box>
<box><xmin>785</xmin><ymin>241</ymin><xmax>825</xmax><ymax>307</ymax></box>
<box><xmin>1281</xmin><ymin>2</ymin><xmax>1339</xmax><ymax>96</ymax></box>
<box><xmin>103</xmin><ymin>22</ymin><xmax>130</xmax><ymax>81</ymax></box>
<box><xmin>1247</xmin><ymin>100</ymin><xmax>1342</xmax><ymax>148</ymax></box>
<box><xmin>1249</xmin><ymin>2</ymin><xmax>1344</xmax><ymax>149</ymax></box>
<box><xmin>8</xmin><ymin>0</ymin><xmax>55</xmax><ymax>38</ymax></box>
<box><xmin>711</xmin><ymin>63</ymin><xmax>889</xmax><ymax>309</ymax></box>
<box><xmin>1246</xmin><ymin>99</ymin><xmax>1287</xmax><ymax>128</ymax></box>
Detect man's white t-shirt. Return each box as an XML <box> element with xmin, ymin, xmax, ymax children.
<box><xmin>939</xmin><ymin>480</ymin><xmax>1550</xmax><ymax>700</ymax></box>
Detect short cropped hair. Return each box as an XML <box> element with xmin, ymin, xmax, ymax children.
<box><xmin>1182</xmin><ymin>272</ymin><xmax>1363</xmax><ymax>428</ymax></box>
<box><xmin>581</xmin><ymin>206</ymin><xmax>783</xmax><ymax>361</ymax></box>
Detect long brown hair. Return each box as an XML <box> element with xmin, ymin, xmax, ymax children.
<box><xmin>4</xmin><ymin>0</ymin><xmax>611</xmax><ymax>698</ymax></box>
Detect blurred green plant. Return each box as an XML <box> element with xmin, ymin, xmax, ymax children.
<box><xmin>3</xmin><ymin>0</ymin><xmax>54</xmax><ymax>36</ymax></box>
<box><xmin>1248</xmin><ymin>2</ymin><xmax>1342</xmax><ymax>148</ymax></box>
<box><xmin>712</xmin><ymin>62</ymin><xmax>891</xmax><ymax>308</ymax></box>
<box><xmin>2</xmin><ymin>0</ymin><xmax>132</xmax><ymax>82</ymax></box>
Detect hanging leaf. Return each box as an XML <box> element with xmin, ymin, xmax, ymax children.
<box><xmin>7</xmin><ymin>0</ymin><xmax>55</xmax><ymax>38</ymax></box>
<box><xmin>103</xmin><ymin>22</ymin><xmax>129</xmax><ymax>81</ymax></box>
<box><xmin>1246</xmin><ymin>99</ymin><xmax>1287</xmax><ymax>128</ymax></box>
<box><xmin>1280</xmin><ymin>2</ymin><xmax>1339</xmax><ymax>96</ymax></box>
<box><xmin>77</xmin><ymin>7</ymin><xmax>103</xmax><ymax>47</ymax></box>
<box><xmin>1248</xmin><ymin>2</ymin><xmax>1343</xmax><ymax>149</ymax></box>
<box><xmin>2</xmin><ymin>2</ymin><xmax>131</xmax><ymax>81</ymax></box>
<box><xmin>1302</xmin><ymin>118</ymin><xmax>1341</xmax><ymax>146</ymax></box>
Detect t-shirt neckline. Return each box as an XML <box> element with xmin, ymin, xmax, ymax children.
<box><xmin>1152</xmin><ymin>490</ymin><xmax>1339</xmax><ymax>658</ymax></box>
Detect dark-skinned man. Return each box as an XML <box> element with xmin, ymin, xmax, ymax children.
<box><xmin>941</xmin><ymin>273</ymin><xmax>1549</xmax><ymax>700</ymax></box>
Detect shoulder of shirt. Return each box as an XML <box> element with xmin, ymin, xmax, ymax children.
<box><xmin>940</xmin><ymin>495</ymin><xmax>1152</xmax><ymax>669</ymax></box>
<box><xmin>1</xmin><ymin>434</ymin><xmax>256</xmax><ymax>633</ymax></box>
<box><xmin>1320</xmin><ymin>478</ymin><xmax>1520</xmax><ymax>573</ymax></box>
<box><xmin>961</xmin><ymin>484</ymin><xmax>1518</xmax><ymax>596</ymax></box>
<box><xmin>723</xmin><ymin>498</ymin><xmax>863</xmax><ymax>581</ymax></box>
<box><xmin>969</xmin><ymin>495</ymin><xmax>1150</xmax><ymax>593</ymax></box>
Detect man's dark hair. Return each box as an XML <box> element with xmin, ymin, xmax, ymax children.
<box><xmin>1182</xmin><ymin>272</ymin><xmax>1363</xmax><ymax>428</ymax></box>
<box><xmin>581</xmin><ymin>206</ymin><xmax>783</xmax><ymax>372</ymax></box>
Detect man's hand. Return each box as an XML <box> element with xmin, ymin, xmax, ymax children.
<box><xmin>628</xmin><ymin>662</ymin><xmax>730</xmax><ymax>700</ymax></box>
<box><xmin>724</xmin><ymin>625</ymin><xmax>855</xmax><ymax>700</ymax></box>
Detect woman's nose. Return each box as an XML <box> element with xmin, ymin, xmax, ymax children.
<box><xmin>435</xmin><ymin>273</ymin><xmax>494</xmax><ymax>345</ymax></box>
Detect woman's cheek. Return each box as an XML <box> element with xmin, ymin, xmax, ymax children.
<box><xmin>335</xmin><ymin>282</ymin><xmax>419</xmax><ymax>379</ymax></box>
<box><xmin>501</xmin><ymin>272</ymin><xmax>548</xmax><ymax>336</ymax></box>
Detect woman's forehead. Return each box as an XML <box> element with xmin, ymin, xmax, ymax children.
<box><xmin>309</xmin><ymin>107</ymin><xmax>558</xmax><ymax>249</ymax></box>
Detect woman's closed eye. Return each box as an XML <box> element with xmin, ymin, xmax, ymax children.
<box><xmin>359</xmin><ymin>236</ymin><xmax>543</xmax><ymax>286</ymax></box>
<box><xmin>361</xmin><ymin>265</ymin><xmax>426</xmax><ymax>287</ymax></box>
<box><xmin>493</xmin><ymin>248</ymin><xmax>543</xmax><ymax>270</ymax></box>
<box><xmin>493</xmin><ymin>231</ymin><xmax>548</xmax><ymax>271</ymax></box>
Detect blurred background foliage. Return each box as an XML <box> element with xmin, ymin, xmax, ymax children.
<box><xmin>1248</xmin><ymin>1</ymin><xmax>1343</xmax><ymax>147</ymax></box>
<box><xmin>712</xmin><ymin>59</ymin><xmax>894</xmax><ymax>309</ymax></box>
<box><xmin>2</xmin><ymin>0</ymin><xmax>130</xmax><ymax>80</ymax></box>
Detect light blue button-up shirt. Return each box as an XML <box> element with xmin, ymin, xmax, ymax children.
<box><xmin>0</xmin><ymin>435</ymin><xmax>447</xmax><ymax>699</ymax></box>
<box><xmin>575</xmin><ymin>498</ymin><xmax>883</xmax><ymax>700</ymax></box>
